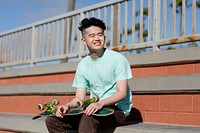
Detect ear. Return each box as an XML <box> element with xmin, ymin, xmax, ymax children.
<box><xmin>81</xmin><ymin>38</ymin><xmax>87</xmax><ymax>46</ymax></box>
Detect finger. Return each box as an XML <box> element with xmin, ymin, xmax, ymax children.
<box><xmin>63</xmin><ymin>106</ymin><xmax>69</xmax><ymax>114</ymax></box>
<box><xmin>56</xmin><ymin>107</ymin><xmax>64</xmax><ymax>118</ymax></box>
<box><xmin>57</xmin><ymin>112</ymin><xmax>64</xmax><ymax>118</ymax></box>
<box><xmin>55</xmin><ymin>112</ymin><xmax>62</xmax><ymax>118</ymax></box>
<box><xmin>85</xmin><ymin>107</ymin><xmax>97</xmax><ymax>115</ymax></box>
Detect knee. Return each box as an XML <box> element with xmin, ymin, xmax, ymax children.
<box><xmin>78</xmin><ymin>115</ymin><xmax>98</xmax><ymax>133</ymax></box>
<box><xmin>79</xmin><ymin>115</ymin><xmax>94</xmax><ymax>125</ymax></box>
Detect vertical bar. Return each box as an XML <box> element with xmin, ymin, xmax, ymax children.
<box><xmin>28</xmin><ymin>29</ymin><xmax>31</xmax><ymax>60</ymax></box>
<box><xmin>2</xmin><ymin>36</ymin><xmax>5</xmax><ymax>63</ymax></box>
<box><xmin>104</xmin><ymin>6</ymin><xmax>107</xmax><ymax>40</ymax></box>
<box><xmin>140</xmin><ymin>0</ymin><xmax>144</xmax><ymax>42</ymax></box>
<box><xmin>124</xmin><ymin>0</ymin><xmax>128</xmax><ymax>45</ymax></box>
<box><xmin>181</xmin><ymin>0</ymin><xmax>186</xmax><ymax>36</ymax></box>
<box><xmin>10</xmin><ymin>33</ymin><xmax>14</xmax><ymax>62</ymax></box>
<box><xmin>110</xmin><ymin>5</ymin><xmax>114</xmax><ymax>48</ymax></box>
<box><xmin>172</xmin><ymin>0</ymin><xmax>176</xmax><ymax>37</ymax></box>
<box><xmin>66</xmin><ymin>18</ymin><xmax>70</xmax><ymax>55</ymax></box>
<box><xmin>17</xmin><ymin>32</ymin><xmax>21</xmax><ymax>62</ymax></box>
<box><xmin>163</xmin><ymin>0</ymin><xmax>167</xmax><ymax>39</ymax></box>
<box><xmin>132</xmin><ymin>0</ymin><xmax>135</xmax><ymax>44</ymax></box>
<box><xmin>10</xmin><ymin>34</ymin><xmax>14</xmax><ymax>62</ymax></box>
<box><xmin>52</xmin><ymin>21</ymin><xmax>55</xmax><ymax>55</ymax></box>
<box><xmin>33</xmin><ymin>28</ymin><xmax>38</xmax><ymax>60</ymax></box>
<box><xmin>153</xmin><ymin>0</ymin><xmax>160</xmax><ymax>41</ymax></box>
<box><xmin>39</xmin><ymin>26</ymin><xmax>43</xmax><ymax>58</ymax></box>
<box><xmin>117</xmin><ymin>3</ymin><xmax>121</xmax><ymax>47</ymax></box>
<box><xmin>148</xmin><ymin>0</ymin><xmax>152</xmax><ymax>41</ymax></box>
<box><xmin>61</xmin><ymin>19</ymin><xmax>65</xmax><ymax>54</ymax></box>
<box><xmin>43</xmin><ymin>24</ymin><xmax>47</xmax><ymax>57</ymax></box>
<box><xmin>21</xmin><ymin>30</ymin><xmax>25</xmax><ymax>61</ymax></box>
<box><xmin>92</xmin><ymin>10</ymin><xmax>95</xmax><ymax>17</ymax></box>
<box><xmin>23</xmin><ymin>30</ymin><xmax>27</xmax><ymax>60</ymax></box>
<box><xmin>1</xmin><ymin>37</ymin><xmax>4</xmax><ymax>64</ymax></box>
<box><xmin>31</xmin><ymin>26</ymin><xmax>36</xmax><ymax>65</ymax></box>
<box><xmin>98</xmin><ymin>8</ymin><xmax>101</xmax><ymax>19</ymax></box>
<box><xmin>11</xmin><ymin>33</ymin><xmax>15</xmax><ymax>62</ymax></box>
<box><xmin>77</xmin><ymin>14</ymin><xmax>81</xmax><ymax>56</ymax></box>
<box><xmin>0</xmin><ymin>37</ymin><xmax>2</xmax><ymax>64</ymax></box>
<box><xmin>192</xmin><ymin>0</ymin><xmax>196</xmax><ymax>35</ymax></box>
<box><xmin>47</xmin><ymin>23</ymin><xmax>51</xmax><ymax>56</ymax></box>
<box><xmin>5</xmin><ymin>35</ymin><xmax>8</xmax><ymax>63</ymax></box>
<box><xmin>79</xmin><ymin>12</ymin><xmax>86</xmax><ymax>59</ymax></box>
<box><xmin>3</xmin><ymin>35</ymin><xmax>6</xmax><ymax>63</ymax></box>
<box><xmin>71</xmin><ymin>16</ymin><xmax>75</xmax><ymax>52</ymax></box>
<box><xmin>10</xmin><ymin>34</ymin><xmax>13</xmax><ymax>62</ymax></box>
<box><xmin>8</xmin><ymin>34</ymin><xmax>11</xmax><ymax>62</ymax></box>
<box><xmin>56</xmin><ymin>20</ymin><xmax>60</xmax><ymax>55</ymax></box>
<box><xmin>23</xmin><ymin>30</ymin><xmax>26</xmax><ymax>61</ymax></box>
<box><xmin>7</xmin><ymin>34</ymin><xmax>11</xmax><ymax>63</ymax></box>
<box><xmin>14</xmin><ymin>32</ymin><xmax>17</xmax><ymax>62</ymax></box>
<box><xmin>86</xmin><ymin>12</ymin><xmax>89</xmax><ymax>18</ymax></box>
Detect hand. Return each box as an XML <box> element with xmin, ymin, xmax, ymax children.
<box><xmin>84</xmin><ymin>102</ymin><xmax>103</xmax><ymax>116</ymax></box>
<box><xmin>55</xmin><ymin>104</ymin><xmax>69</xmax><ymax>118</ymax></box>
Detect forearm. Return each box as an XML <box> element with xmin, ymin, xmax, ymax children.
<box><xmin>98</xmin><ymin>91</ymin><xmax>126</xmax><ymax>106</ymax></box>
<box><xmin>65</xmin><ymin>88</ymin><xmax>86</xmax><ymax>108</ymax></box>
<box><xmin>99</xmin><ymin>80</ymin><xmax>128</xmax><ymax>107</ymax></box>
<box><xmin>65</xmin><ymin>97</ymin><xmax>81</xmax><ymax>108</ymax></box>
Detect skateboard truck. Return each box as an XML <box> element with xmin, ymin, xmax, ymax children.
<box><xmin>38</xmin><ymin>98</ymin><xmax>59</xmax><ymax>115</ymax></box>
<box><xmin>77</xmin><ymin>95</ymin><xmax>99</xmax><ymax>110</ymax></box>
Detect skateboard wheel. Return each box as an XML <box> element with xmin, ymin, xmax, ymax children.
<box><xmin>77</xmin><ymin>100</ymin><xmax>83</xmax><ymax>107</ymax></box>
<box><xmin>38</xmin><ymin>104</ymin><xmax>44</xmax><ymax>110</ymax></box>
<box><xmin>94</xmin><ymin>95</ymin><xmax>99</xmax><ymax>102</ymax></box>
<box><xmin>53</xmin><ymin>98</ymin><xmax>59</xmax><ymax>105</ymax></box>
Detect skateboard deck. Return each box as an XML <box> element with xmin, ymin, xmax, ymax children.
<box><xmin>32</xmin><ymin>107</ymin><xmax>114</xmax><ymax>119</ymax></box>
<box><xmin>32</xmin><ymin>96</ymin><xmax>114</xmax><ymax>120</ymax></box>
<box><xmin>58</xmin><ymin>107</ymin><xmax>114</xmax><ymax>116</ymax></box>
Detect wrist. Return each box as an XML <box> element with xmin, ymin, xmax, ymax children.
<box><xmin>64</xmin><ymin>103</ymin><xmax>70</xmax><ymax>108</ymax></box>
<box><xmin>98</xmin><ymin>100</ymin><xmax>105</xmax><ymax>107</ymax></box>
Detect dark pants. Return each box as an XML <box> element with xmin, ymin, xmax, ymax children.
<box><xmin>45</xmin><ymin>106</ymin><xmax>126</xmax><ymax>133</ymax></box>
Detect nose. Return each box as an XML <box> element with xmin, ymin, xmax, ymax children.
<box><xmin>94</xmin><ymin>34</ymin><xmax>100</xmax><ymax>40</ymax></box>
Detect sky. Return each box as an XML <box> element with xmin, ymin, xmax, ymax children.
<box><xmin>0</xmin><ymin>0</ymin><xmax>199</xmax><ymax>38</ymax></box>
<box><xmin>0</xmin><ymin>0</ymin><xmax>107</xmax><ymax>33</ymax></box>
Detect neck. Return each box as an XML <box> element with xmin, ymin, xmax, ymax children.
<box><xmin>90</xmin><ymin>48</ymin><xmax>105</xmax><ymax>60</ymax></box>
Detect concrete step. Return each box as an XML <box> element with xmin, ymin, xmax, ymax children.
<box><xmin>0</xmin><ymin>113</ymin><xmax>200</xmax><ymax>133</ymax></box>
<box><xmin>116</xmin><ymin>122</ymin><xmax>200</xmax><ymax>133</ymax></box>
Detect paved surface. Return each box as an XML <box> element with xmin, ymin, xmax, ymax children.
<box><xmin>0</xmin><ymin>113</ymin><xmax>200</xmax><ymax>133</ymax></box>
<box><xmin>116</xmin><ymin>122</ymin><xmax>200</xmax><ymax>133</ymax></box>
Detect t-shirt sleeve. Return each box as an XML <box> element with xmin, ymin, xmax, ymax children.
<box><xmin>114</xmin><ymin>55</ymin><xmax>132</xmax><ymax>81</ymax></box>
<box><xmin>72</xmin><ymin>62</ymin><xmax>89</xmax><ymax>88</ymax></box>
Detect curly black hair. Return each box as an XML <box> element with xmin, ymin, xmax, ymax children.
<box><xmin>78</xmin><ymin>17</ymin><xmax>106</xmax><ymax>32</ymax></box>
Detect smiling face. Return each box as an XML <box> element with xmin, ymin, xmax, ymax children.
<box><xmin>81</xmin><ymin>26</ymin><xmax>106</xmax><ymax>53</ymax></box>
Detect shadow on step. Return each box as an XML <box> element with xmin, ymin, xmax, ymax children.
<box><xmin>98</xmin><ymin>107</ymin><xmax>143</xmax><ymax>132</ymax></box>
<box><xmin>125</xmin><ymin>107</ymin><xmax>143</xmax><ymax>125</ymax></box>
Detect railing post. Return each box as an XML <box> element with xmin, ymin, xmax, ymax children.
<box><xmin>153</xmin><ymin>0</ymin><xmax>160</xmax><ymax>52</ymax></box>
<box><xmin>77</xmin><ymin>13</ymin><xmax>85</xmax><ymax>60</ymax></box>
<box><xmin>30</xmin><ymin>26</ymin><xmax>36</xmax><ymax>66</ymax></box>
<box><xmin>153</xmin><ymin>0</ymin><xmax>160</xmax><ymax>41</ymax></box>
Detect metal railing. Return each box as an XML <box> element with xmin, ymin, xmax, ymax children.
<box><xmin>0</xmin><ymin>0</ymin><xmax>200</xmax><ymax>70</ymax></box>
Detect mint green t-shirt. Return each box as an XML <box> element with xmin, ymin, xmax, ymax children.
<box><xmin>72</xmin><ymin>49</ymin><xmax>132</xmax><ymax>116</ymax></box>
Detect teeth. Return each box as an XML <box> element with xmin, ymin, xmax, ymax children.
<box><xmin>94</xmin><ymin>43</ymin><xmax>100</xmax><ymax>45</ymax></box>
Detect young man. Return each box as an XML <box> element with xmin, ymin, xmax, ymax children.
<box><xmin>45</xmin><ymin>17</ymin><xmax>132</xmax><ymax>133</ymax></box>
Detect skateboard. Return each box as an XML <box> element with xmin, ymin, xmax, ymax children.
<box><xmin>32</xmin><ymin>96</ymin><xmax>114</xmax><ymax>120</ymax></box>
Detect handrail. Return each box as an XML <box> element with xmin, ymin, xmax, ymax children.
<box><xmin>0</xmin><ymin>0</ymin><xmax>199</xmax><ymax>70</ymax></box>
